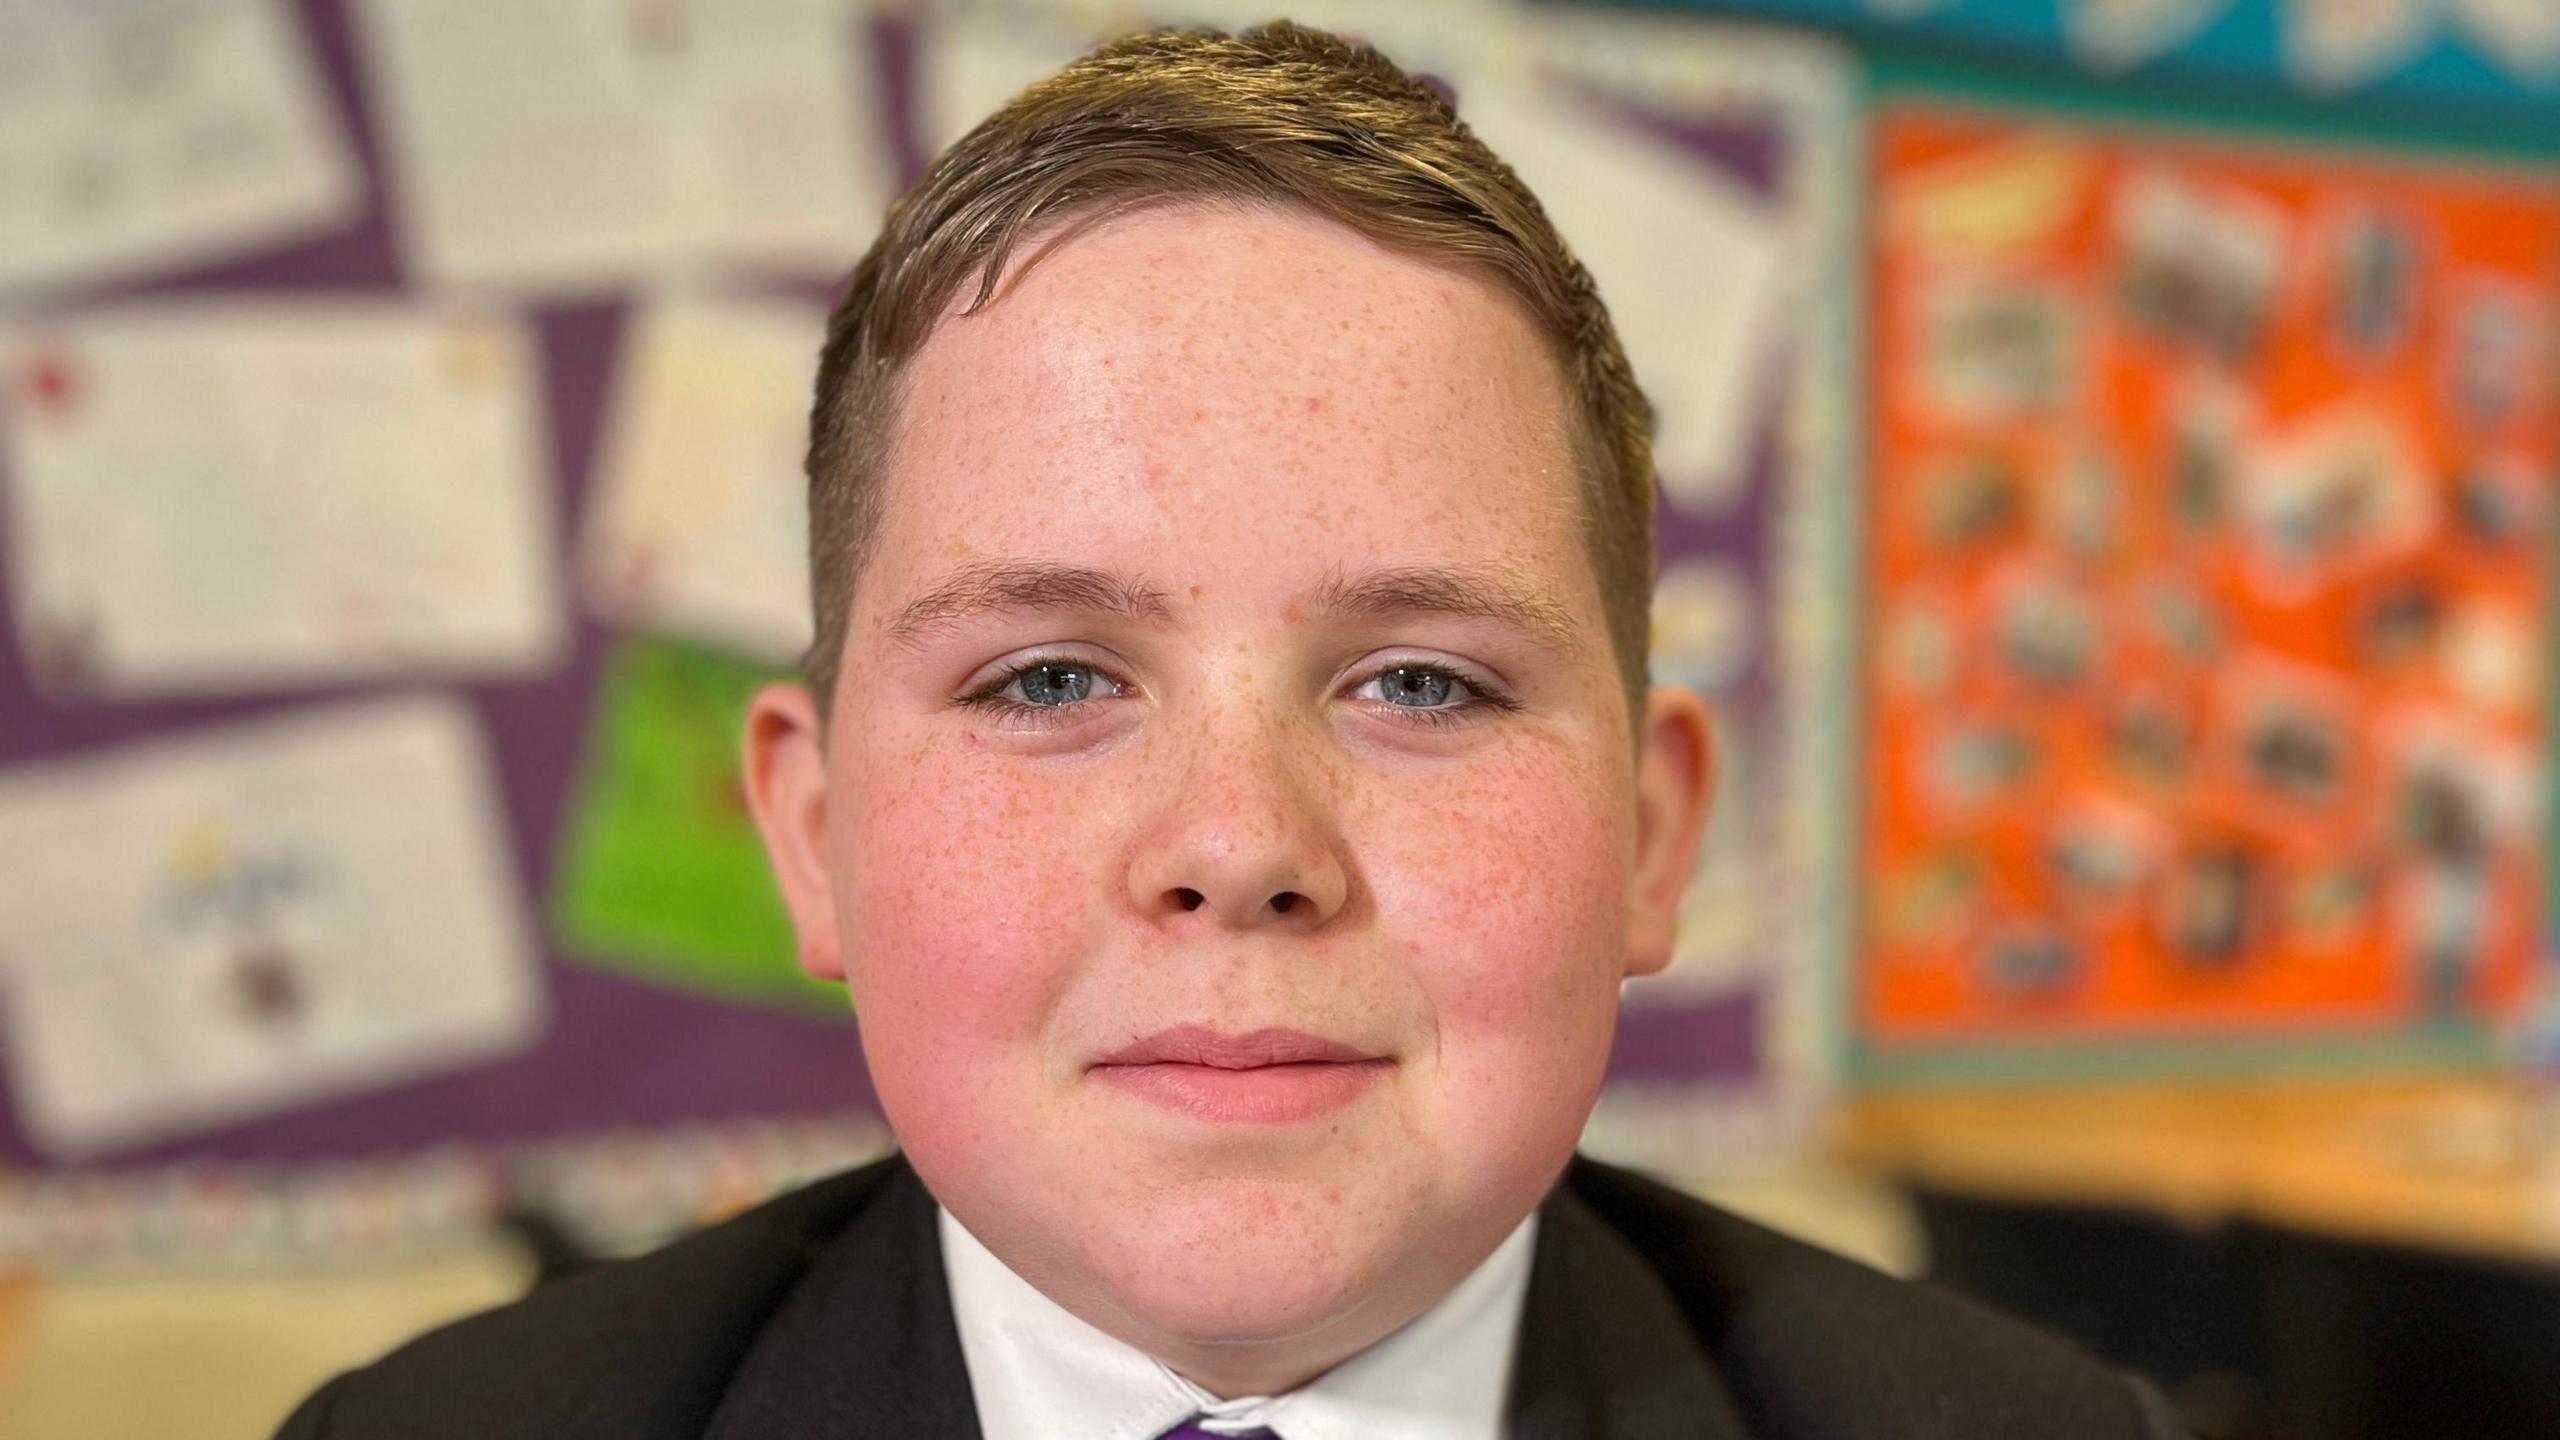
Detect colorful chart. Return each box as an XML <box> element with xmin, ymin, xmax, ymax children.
<box><xmin>1861</xmin><ymin>100</ymin><xmax>2560</xmax><ymax>1065</ymax></box>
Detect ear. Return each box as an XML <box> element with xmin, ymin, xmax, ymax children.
<box><xmin>1622</xmin><ymin>685</ymin><xmax>1717</xmax><ymax>980</ymax></box>
<box><xmin>741</xmin><ymin>681</ymin><xmax>847</xmax><ymax>982</ymax></box>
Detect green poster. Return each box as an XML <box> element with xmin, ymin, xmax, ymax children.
<box><xmin>552</xmin><ymin>638</ymin><xmax>846</xmax><ymax>1016</ymax></box>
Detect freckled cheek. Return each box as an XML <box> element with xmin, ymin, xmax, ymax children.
<box><xmin>1370</xmin><ymin>770</ymin><xmax>1626</xmax><ymax>1191</ymax></box>
<box><xmin>833</xmin><ymin>757</ymin><xmax>1116</xmax><ymax>1185</ymax></box>
<box><xmin>833</xmin><ymin>753</ymin><xmax>1101</xmax><ymax>1071</ymax></box>
<box><xmin>1376</xmin><ymin>772</ymin><xmax>1627</xmax><ymax>1055</ymax></box>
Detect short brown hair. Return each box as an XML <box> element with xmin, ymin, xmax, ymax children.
<box><xmin>804</xmin><ymin>20</ymin><xmax>1656</xmax><ymax>727</ymax></box>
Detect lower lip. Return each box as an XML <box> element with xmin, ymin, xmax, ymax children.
<box><xmin>1092</xmin><ymin>1060</ymin><xmax>1390</xmax><ymax>1125</ymax></box>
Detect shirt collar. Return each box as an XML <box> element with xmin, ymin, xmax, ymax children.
<box><xmin>939</xmin><ymin>1204</ymin><xmax>1538</xmax><ymax>1440</ymax></box>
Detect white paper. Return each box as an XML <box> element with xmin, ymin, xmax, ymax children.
<box><xmin>917</xmin><ymin>8</ymin><xmax>1094</xmax><ymax>156</ymax></box>
<box><xmin>922</xmin><ymin>0</ymin><xmax>1488</xmax><ymax>153</ymax></box>
<box><xmin>1886</xmin><ymin>137</ymin><xmax>2099</xmax><ymax>260</ymax></box>
<box><xmin>354</xmin><ymin>0</ymin><xmax>889</xmax><ymax>295</ymax></box>
<box><xmin>2281</xmin><ymin>0</ymin><xmax>2437</xmax><ymax>92</ymax></box>
<box><xmin>1654</xmin><ymin>554</ymin><xmax>1769</xmax><ymax>999</ymax></box>
<box><xmin>2064</xmin><ymin>0</ymin><xmax>2238</xmax><ymax>71</ymax></box>
<box><xmin>0</xmin><ymin>0</ymin><xmax>359</xmax><ymax>303</ymax></box>
<box><xmin>0</xmin><ymin>695</ymin><xmax>545</xmax><ymax>1159</ymax></box>
<box><xmin>2452</xmin><ymin>0</ymin><xmax>2560</xmax><ymax>78</ymax></box>
<box><xmin>582</xmin><ymin>292</ymin><xmax>825</xmax><ymax>661</ymax></box>
<box><xmin>0</xmin><ymin>301</ymin><xmax>564</xmax><ymax>697</ymax></box>
<box><xmin>1142</xmin><ymin>0</ymin><xmax>1494</xmax><ymax>79</ymax></box>
<box><xmin>1460</xmin><ymin>74</ymin><xmax>1787</xmax><ymax>510</ymax></box>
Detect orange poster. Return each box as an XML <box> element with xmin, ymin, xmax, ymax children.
<box><xmin>1861</xmin><ymin>102</ymin><xmax>2560</xmax><ymax>1060</ymax></box>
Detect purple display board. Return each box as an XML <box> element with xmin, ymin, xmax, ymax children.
<box><xmin>0</xmin><ymin>1</ymin><xmax>1849</xmax><ymax>1219</ymax></box>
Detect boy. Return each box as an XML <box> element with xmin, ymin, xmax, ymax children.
<box><xmin>279</xmin><ymin>22</ymin><xmax>2187</xmax><ymax>1439</ymax></box>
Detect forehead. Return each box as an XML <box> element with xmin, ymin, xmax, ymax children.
<box><xmin>860</xmin><ymin>203</ymin><xmax>1597</xmax><ymax>629</ymax></box>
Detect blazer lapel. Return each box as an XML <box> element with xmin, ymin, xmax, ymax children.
<box><xmin>1507</xmin><ymin>1176</ymin><xmax>1751</xmax><ymax>1440</ymax></box>
<box><xmin>705</xmin><ymin>1152</ymin><xmax>983</xmax><ymax>1440</ymax></box>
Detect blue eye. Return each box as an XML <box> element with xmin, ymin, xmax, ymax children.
<box><xmin>1349</xmin><ymin>663</ymin><xmax>1511</xmax><ymax>728</ymax></box>
<box><xmin>962</xmin><ymin>660</ymin><xmax>1121</xmax><ymax>715</ymax></box>
<box><xmin>955</xmin><ymin>655</ymin><xmax>1516</xmax><ymax>730</ymax></box>
<box><xmin>1372</xmin><ymin>661</ymin><xmax>1454</xmax><ymax>707</ymax></box>
<box><xmin>1008</xmin><ymin>661</ymin><xmax>1104</xmax><ymax>707</ymax></box>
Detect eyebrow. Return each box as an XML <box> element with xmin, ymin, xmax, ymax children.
<box><xmin>883</xmin><ymin>560</ymin><xmax>1177</xmax><ymax>650</ymax></box>
<box><xmin>880</xmin><ymin>559</ymin><xmax>1581</xmax><ymax>655</ymax></box>
<box><xmin>1305</xmin><ymin>563</ymin><xmax>1581</xmax><ymax>655</ymax></box>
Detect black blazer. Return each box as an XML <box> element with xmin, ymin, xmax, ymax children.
<box><xmin>275</xmin><ymin>1151</ymin><xmax>2188</xmax><ymax>1439</ymax></box>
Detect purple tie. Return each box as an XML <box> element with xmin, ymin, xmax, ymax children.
<box><xmin>1158</xmin><ymin>1425</ymin><xmax>1277</xmax><ymax>1440</ymax></box>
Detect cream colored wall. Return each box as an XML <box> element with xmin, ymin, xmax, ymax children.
<box><xmin>0</xmin><ymin>1245</ymin><xmax>531</xmax><ymax>1440</ymax></box>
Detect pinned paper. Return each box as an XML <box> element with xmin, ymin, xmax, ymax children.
<box><xmin>0</xmin><ymin>302</ymin><xmax>563</xmax><ymax>697</ymax></box>
<box><xmin>1917</xmin><ymin>271</ymin><xmax>2086</xmax><ymax>422</ymax></box>
<box><xmin>2065</xmin><ymin>0</ymin><xmax>2238</xmax><ymax>72</ymax></box>
<box><xmin>2281</xmin><ymin>0</ymin><xmax>2437</xmax><ymax>93</ymax></box>
<box><xmin>1461</xmin><ymin>74</ymin><xmax>1787</xmax><ymax>510</ymax></box>
<box><xmin>0</xmin><ymin>696</ymin><xmax>545</xmax><ymax>1159</ymax></box>
<box><xmin>1153</xmin><ymin>0</ymin><xmax>1496</xmax><ymax>81</ymax></box>
<box><xmin>1653</xmin><ymin>559</ymin><xmax>1777</xmax><ymax>994</ymax></box>
<box><xmin>353</xmin><ymin>0</ymin><xmax>891</xmax><ymax>294</ymax></box>
<box><xmin>582</xmin><ymin>292</ymin><xmax>825</xmax><ymax>663</ymax></box>
<box><xmin>0</xmin><ymin>0</ymin><xmax>359</xmax><ymax>301</ymax></box>
<box><xmin>550</xmin><ymin>639</ymin><xmax>836</xmax><ymax>1015</ymax></box>
<box><xmin>916</xmin><ymin>8</ymin><xmax>1094</xmax><ymax>155</ymax></box>
<box><xmin>1888</xmin><ymin>138</ymin><xmax>2100</xmax><ymax>260</ymax></box>
<box><xmin>2452</xmin><ymin>0</ymin><xmax>2560</xmax><ymax>79</ymax></box>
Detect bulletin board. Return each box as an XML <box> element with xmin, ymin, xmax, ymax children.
<box><xmin>0</xmin><ymin>0</ymin><xmax>897</xmax><ymax>1265</ymax></box>
<box><xmin>1855</xmin><ymin>91</ymin><xmax>2560</xmax><ymax>1081</ymax></box>
<box><xmin>0</xmin><ymin>0</ymin><xmax>1860</xmax><ymax>1264</ymax></box>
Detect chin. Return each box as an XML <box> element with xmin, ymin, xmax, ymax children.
<box><xmin>1073</xmin><ymin>1177</ymin><xmax>1412</xmax><ymax>1346</ymax></box>
<box><xmin>1096</xmin><ymin>1231</ymin><xmax>1382</xmax><ymax>1348</ymax></box>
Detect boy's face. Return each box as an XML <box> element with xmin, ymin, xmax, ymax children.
<box><xmin>747</xmin><ymin>205</ymin><xmax>1713</xmax><ymax>1392</ymax></box>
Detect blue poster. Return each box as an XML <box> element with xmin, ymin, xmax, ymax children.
<box><xmin>1628</xmin><ymin>1</ymin><xmax>2560</xmax><ymax>126</ymax></box>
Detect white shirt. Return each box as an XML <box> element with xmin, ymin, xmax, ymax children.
<box><xmin>939</xmin><ymin>1205</ymin><xmax>1538</xmax><ymax>1440</ymax></box>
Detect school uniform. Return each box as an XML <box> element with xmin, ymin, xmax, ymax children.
<box><xmin>273</xmin><ymin>1151</ymin><xmax>2190</xmax><ymax>1439</ymax></box>
<box><xmin>939</xmin><ymin>1188</ymin><xmax>1538</xmax><ymax>1438</ymax></box>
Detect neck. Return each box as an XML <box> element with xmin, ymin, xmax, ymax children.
<box><xmin>1143</xmin><ymin>1318</ymin><xmax>1387</xmax><ymax>1400</ymax></box>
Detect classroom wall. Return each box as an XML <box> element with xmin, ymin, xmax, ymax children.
<box><xmin>4</xmin><ymin>3</ymin><xmax>2558</xmax><ymax>1435</ymax></box>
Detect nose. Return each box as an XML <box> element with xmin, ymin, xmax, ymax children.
<box><xmin>1125</xmin><ymin>717</ymin><xmax>1352</xmax><ymax>930</ymax></box>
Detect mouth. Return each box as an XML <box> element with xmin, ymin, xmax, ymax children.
<box><xmin>1091</xmin><ymin>1025</ymin><xmax>1391</xmax><ymax>1125</ymax></box>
